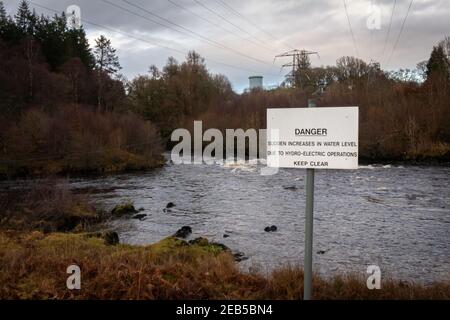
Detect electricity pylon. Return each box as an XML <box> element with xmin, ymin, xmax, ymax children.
<box><xmin>274</xmin><ymin>49</ymin><xmax>319</xmax><ymax>88</ymax></box>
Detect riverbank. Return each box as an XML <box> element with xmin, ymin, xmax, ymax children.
<box><xmin>2</xmin><ymin>163</ymin><xmax>449</xmax><ymax>284</ymax></box>
<box><xmin>0</xmin><ymin>156</ymin><xmax>166</xmax><ymax>181</ymax></box>
<box><xmin>2</xmin><ymin>149</ymin><xmax>450</xmax><ymax>181</ymax></box>
<box><xmin>0</xmin><ymin>175</ymin><xmax>449</xmax><ymax>299</ymax></box>
<box><xmin>0</xmin><ymin>231</ymin><xmax>448</xmax><ymax>300</ymax></box>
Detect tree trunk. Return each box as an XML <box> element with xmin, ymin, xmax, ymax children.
<box><xmin>97</xmin><ymin>70</ymin><xmax>102</xmax><ymax>112</ymax></box>
<box><xmin>26</xmin><ymin>38</ymin><xmax>33</xmax><ymax>101</ymax></box>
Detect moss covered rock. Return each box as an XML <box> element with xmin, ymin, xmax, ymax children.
<box><xmin>111</xmin><ymin>202</ymin><xmax>138</xmax><ymax>216</ymax></box>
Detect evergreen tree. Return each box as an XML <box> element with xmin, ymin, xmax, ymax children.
<box><xmin>0</xmin><ymin>1</ymin><xmax>6</xmax><ymax>24</ymax></box>
<box><xmin>15</xmin><ymin>0</ymin><xmax>36</xmax><ymax>35</ymax></box>
<box><xmin>426</xmin><ymin>45</ymin><xmax>449</xmax><ymax>80</ymax></box>
<box><xmin>439</xmin><ymin>36</ymin><xmax>450</xmax><ymax>60</ymax></box>
<box><xmin>0</xmin><ymin>1</ymin><xmax>7</xmax><ymax>37</ymax></box>
<box><xmin>66</xmin><ymin>26</ymin><xmax>95</xmax><ymax>70</ymax></box>
<box><xmin>94</xmin><ymin>35</ymin><xmax>121</xmax><ymax>75</ymax></box>
<box><xmin>0</xmin><ymin>1</ymin><xmax>21</xmax><ymax>43</ymax></box>
<box><xmin>94</xmin><ymin>35</ymin><xmax>121</xmax><ymax>111</ymax></box>
<box><xmin>34</xmin><ymin>14</ymin><xmax>67</xmax><ymax>70</ymax></box>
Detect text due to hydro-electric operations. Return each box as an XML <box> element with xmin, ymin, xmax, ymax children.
<box><xmin>267</xmin><ymin>107</ymin><xmax>359</xmax><ymax>170</ymax></box>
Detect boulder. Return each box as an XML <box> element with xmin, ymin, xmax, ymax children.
<box><xmin>173</xmin><ymin>226</ymin><xmax>192</xmax><ymax>239</ymax></box>
<box><xmin>264</xmin><ymin>225</ymin><xmax>278</xmax><ymax>232</ymax></box>
<box><xmin>233</xmin><ymin>252</ymin><xmax>249</xmax><ymax>262</ymax></box>
<box><xmin>111</xmin><ymin>203</ymin><xmax>138</xmax><ymax>216</ymax></box>
<box><xmin>132</xmin><ymin>214</ymin><xmax>147</xmax><ymax>220</ymax></box>
<box><xmin>166</xmin><ymin>202</ymin><xmax>176</xmax><ymax>209</ymax></box>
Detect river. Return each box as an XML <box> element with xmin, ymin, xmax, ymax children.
<box><xmin>5</xmin><ymin>158</ymin><xmax>450</xmax><ymax>284</ymax></box>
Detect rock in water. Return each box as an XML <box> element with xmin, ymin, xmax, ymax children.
<box><xmin>166</xmin><ymin>202</ymin><xmax>175</xmax><ymax>209</ymax></box>
<box><xmin>173</xmin><ymin>226</ymin><xmax>192</xmax><ymax>239</ymax></box>
<box><xmin>111</xmin><ymin>203</ymin><xmax>138</xmax><ymax>216</ymax></box>
<box><xmin>132</xmin><ymin>214</ymin><xmax>147</xmax><ymax>220</ymax></box>
<box><xmin>233</xmin><ymin>252</ymin><xmax>249</xmax><ymax>262</ymax></box>
<box><xmin>264</xmin><ymin>225</ymin><xmax>278</xmax><ymax>232</ymax></box>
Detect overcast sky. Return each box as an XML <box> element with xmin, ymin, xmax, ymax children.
<box><xmin>4</xmin><ymin>0</ymin><xmax>449</xmax><ymax>92</ymax></box>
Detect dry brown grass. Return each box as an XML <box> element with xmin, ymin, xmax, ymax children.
<box><xmin>260</xmin><ymin>265</ymin><xmax>450</xmax><ymax>300</ymax></box>
<box><xmin>0</xmin><ymin>180</ymin><xmax>102</xmax><ymax>233</ymax></box>
<box><xmin>0</xmin><ymin>232</ymin><xmax>448</xmax><ymax>300</ymax></box>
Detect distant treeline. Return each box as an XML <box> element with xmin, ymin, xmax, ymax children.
<box><xmin>128</xmin><ymin>38</ymin><xmax>450</xmax><ymax>162</ymax></box>
<box><xmin>0</xmin><ymin>1</ymin><xmax>449</xmax><ymax>179</ymax></box>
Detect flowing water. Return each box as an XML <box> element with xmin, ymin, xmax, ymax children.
<box><xmin>3</xmin><ymin>159</ymin><xmax>450</xmax><ymax>283</ymax></box>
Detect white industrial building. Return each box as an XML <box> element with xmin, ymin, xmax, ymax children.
<box><xmin>249</xmin><ymin>76</ymin><xmax>263</xmax><ymax>90</ymax></box>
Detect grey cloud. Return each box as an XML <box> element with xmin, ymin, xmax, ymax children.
<box><xmin>3</xmin><ymin>0</ymin><xmax>449</xmax><ymax>91</ymax></box>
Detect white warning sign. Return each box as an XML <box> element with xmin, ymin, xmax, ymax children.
<box><xmin>267</xmin><ymin>107</ymin><xmax>359</xmax><ymax>169</ymax></box>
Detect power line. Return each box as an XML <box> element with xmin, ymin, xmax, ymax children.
<box><xmin>381</xmin><ymin>0</ymin><xmax>397</xmax><ymax>64</ymax></box>
<box><xmin>192</xmin><ymin>0</ymin><xmax>274</xmax><ymax>51</ymax></box>
<box><xmin>386</xmin><ymin>0</ymin><xmax>414</xmax><ymax>67</ymax></box>
<box><xmin>342</xmin><ymin>0</ymin><xmax>360</xmax><ymax>58</ymax></box>
<box><xmin>166</xmin><ymin>0</ymin><xmax>275</xmax><ymax>54</ymax></box>
<box><xmin>213</xmin><ymin>0</ymin><xmax>295</xmax><ymax>51</ymax></box>
<box><xmin>100</xmin><ymin>0</ymin><xmax>196</xmax><ymax>49</ymax></box>
<box><xmin>105</xmin><ymin>0</ymin><xmax>274</xmax><ymax>67</ymax></box>
<box><xmin>28</xmin><ymin>1</ymin><xmax>282</xmax><ymax>77</ymax></box>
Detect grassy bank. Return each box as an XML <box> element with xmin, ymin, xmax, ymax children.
<box><xmin>0</xmin><ymin>232</ymin><xmax>448</xmax><ymax>300</ymax></box>
<box><xmin>0</xmin><ymin>182</ymin><xmax>448</xmax><ymax>300</ymax></box>
<box><xmin>0</xmin><ymin>180</ymin><xmax>106</xmax><ymax>232</ymax></box>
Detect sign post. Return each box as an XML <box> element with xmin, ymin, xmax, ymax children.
<box><xmin>303</xmin><ymin>99</ymin><xmax>316</xmax><ymax>300</ymax></box>
<box><xmin>267</xmin><ymin>105</ymin><xmax>359</xmax><ymax>300</ymax></box>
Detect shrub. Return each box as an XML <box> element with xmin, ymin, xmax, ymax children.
<box><xmin>0</xmin><ymin>179</ymin><xmax>101</xmax><ymax>232</ymax></box>
<box><xmin>0</xmin><ymin>105</ymin><xmax>163</xmax><ymax>178</ymax></box>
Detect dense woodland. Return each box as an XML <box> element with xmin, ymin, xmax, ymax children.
<box><xmin>0</xmin><ymin>1</ymin><xmax>449</xmax><ymax>178</ymax></box>
<box><xmin>0</xmin><ymin>1</ymin><xmax>162</xmax><ymax>177</ymax></box>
